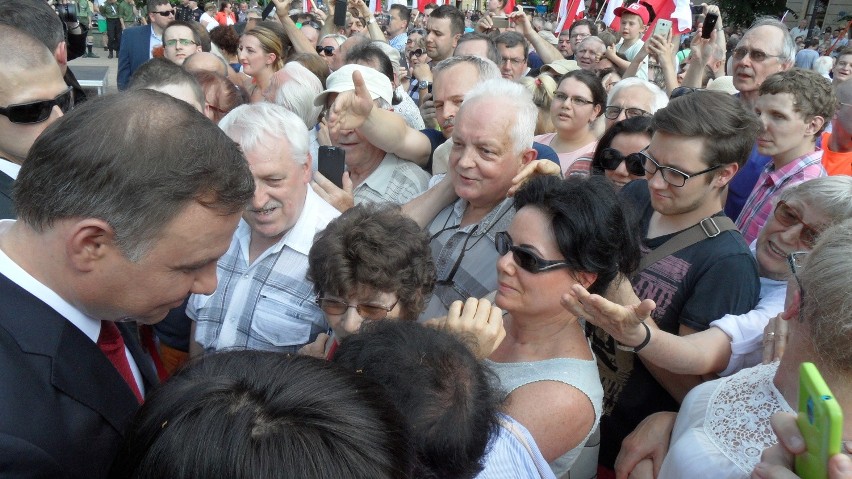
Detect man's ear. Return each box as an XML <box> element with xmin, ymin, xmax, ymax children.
<box><xmin>452</xmin><ymin>32</ymin><xmax>461</xmax><ymax>48</ymax></box>
<box><xmin>302</xmin><ymin>154</ymin><xmax>313</xmax><ymax>184</ymax></box>
<box><xmin>54</xmin><ymin>41</ymin><xmax>69</xmax><ymax>72</ymax></box>
<box><xmin>781</xmin><ymin>288</ymin><xmax>801</xmax><ymax>322</ymax></box>
<box><xmin>804</xmin><ymin>115</ymin><xmax>826</xmax><ymax>137</ymax></box>
<box><xmin>520</xmin><ymin>147</ymin><xmax>538</xmax><ymax>167</ymax></box>
<box><xmin>66</xmin><ymin>219</ymin><xmax>118</xmax><ymax>273</ymax></box>
<box><xmin>715</xmin><ymin>162</ymin><xmax>739</xmax><ymax>188</ymax></box>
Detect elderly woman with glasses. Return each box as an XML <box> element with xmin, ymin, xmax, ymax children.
<box><xmin>563</xmin><ymin>175</ymin><xmax>852</xmax><ymax>479</ymax></box>
<box><xmin>304</xmin><ymin>203</ymin><xmax>435</xmax><ymax>358</ymax></box>
<box><xmin>472</xmin><ymin>175</ymin><xmax>640</xmax><ymax>478</ymax></box>
<box><xmin>533</xmin><ymin>69</ymin><xmax>607</xmax><ymax>177</ymax></box>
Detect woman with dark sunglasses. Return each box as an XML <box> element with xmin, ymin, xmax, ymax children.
<box><xmin>478</xmin><ymin>175</ymin><xmax>640</xmax><ymax>478</ymax></box>
<box><xmin>590</xmin><ymin>116</ymin><xmax>653</xmax><ymax>190</ymax></box>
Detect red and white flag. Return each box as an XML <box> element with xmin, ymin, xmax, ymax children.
<box><xmin>554</xmin><ymin>0</ymin><xmax>585</xmax><ymax>34</ymax></box>
<box><xmin>602</xmin><ymin>0</ymin><xmax>623</xmax><ymax>30</ymax></box>
<box><xmin>368</xmin><ymin>0</ymin><xmax>382</xmax><ymax>14</ymax></box>
<box><xmin>643</xmin><ymin>0</ymin><xmax>693</xmax><ymax>40</ymax></box>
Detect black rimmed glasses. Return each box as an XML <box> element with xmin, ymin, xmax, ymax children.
<box><xmin>164</xmin><ymin>38</ymin><xmax>197</xmax><ymax>47</ymax></box>
<box><xmin>731</xmin><ymin>47</ymin><xmax>784</xmax><ymax>63</ymax></box>
<box><xmin>0</xmin><ymin>86</ymin><xmax>74</xmax><ymax>124</ymax></box>
<box><xmin>495</xmin><ymin>231</ymin><xmax>571</xmax><ymax>274</ymax></box>
<box><xmin>639</xmin><ymin>148</ymin><xmax>721</xmax><ymax>187</ymax></box>
<box><xmin>316</xmin><ymin>45</ymin><xmax>335</xmax><ymax>56</ymax></box>
<box><xmin>774</xmin><ymin>201</ymin><xmax>821</xmax><ymax>247</ymax></box>
<box><xmin>603</xmin><ymin>105</ymin><xmax>651</xmax><ymax>120</ymax></box>
<box><xmin>316</xmin><ymin>295</ymin><xmax>399</xmax><ymax>321</ymax></box>
<box><xmin>599</xmin><ymin>148</ymin><xmax>645</xmax><ymax>176</ymax></box>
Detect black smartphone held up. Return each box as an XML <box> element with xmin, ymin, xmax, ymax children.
<box><xmin>702</xmin><ymin>13</ymin><xmax>719</xmax><ymax>39</ymax></box>
<box><xmin>334</xmin><ymin>0</ymin><xmax>347</xmax><ymax>27</ymax></box>
<box><xmin>318</xmin><ymin>146</ymin><xmax>346</xmax><ymax>189</ymax></box>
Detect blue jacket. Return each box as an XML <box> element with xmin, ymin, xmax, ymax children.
<box><xmin>117</xmin><ymin>24</ymin><xmax>152</xmax><ymax>90</ymax></box>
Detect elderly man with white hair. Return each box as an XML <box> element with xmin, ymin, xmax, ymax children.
<box><xmin>268</xmin><ymin>61</ymin><xmax>324</xmax><ymax>169</ymax></box>
<box><xmin>313</xmin><ymin>64</ymin><xmax>430</xmax><ymax>211</ymax></box>
<box><xmin>188</xmin><ymin>103</ymin><xmax>340</xmax><ymax>356</ymax></box>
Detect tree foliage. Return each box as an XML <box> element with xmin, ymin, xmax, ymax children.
<box><xmin>715</xmin><ymin>0</ymin><xmax>788</xmax><ymax>28</ymax></box>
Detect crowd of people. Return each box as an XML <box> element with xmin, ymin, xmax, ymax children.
<box><xmin>1</xmin><ymin>0</ymin><xmax>851</xmax><ymax>478</ymax></box>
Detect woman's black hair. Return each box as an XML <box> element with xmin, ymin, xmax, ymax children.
<box><xmin>512</xmin><ymin>175</ymin><xmax>641</xmax><ymax>294</ymax></box>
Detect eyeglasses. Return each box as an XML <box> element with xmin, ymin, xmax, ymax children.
<box><xmin>554</xmin><ymin>92</ymin><xmax>594</xmax><ymax>107</ymax></box>
<box><xmin>604</xmin><ymin>105</ymin><xmax>651</xmax><ymax>120</ymax></box>
<box><xmin>316</xmin><ymin>45</ymin><xmax>335</xmax><ymax>56</ymax></box>
<box><xmin>732</xmin><ymin>47</ymin><xmax>784</xmax><ymax>63</ymax></box>
<box><xmin>316</xmin><ymin>296</ymin><xmax>399</xmax><ymax>321</ymax></box>
<box><xmin>570</xmin><ymin>33</ymin><xmax>590</xmax><ymax>40</ymax></box>
<box><xmin>598</xmin><ymin>148</ymin><xmax>645</xmax><ymax>176</ymax></box>
<box><xmin>774</xmin><ymin>201</ymin><xmax>821</xmax><ymax>247</ymax></box>
<box><xmin>408</xmin><ymin>48</ymin><xmax>425</xmax><ymax>57</ymax></box>
<box><xmin>164</xmin><ymin>38</ymin><xmax>197</xmax><ymax>47</ymax></box>
<box><xmin>0</xmin><ymin>86</ymin><xmax>74</xmax><ymax>124</ymax></box>
<box><xmin>639</xmin><ymin>148</ymin><xmax>721</xmax><ymax>187</ymax></box>
<box><xmin>787</xmin><ymin>251</ymin><xmax>808</xmax><ymax>322</ymax></box>
<box><xmin>501</xmin><ymin>56</ymin><xmax>526</xmax><ymax>66</ymax></box>
<box><xmin>495</xmin><ymin>231</ymin><xmax>571</xmax><ymax>274</ymax></box>
<box><xmin>153</xmin><ymin>9</ymin><xmax>176</xmax><ymax>16</ymax></box>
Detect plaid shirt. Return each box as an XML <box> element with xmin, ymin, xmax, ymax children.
<box><xmin>188</xmin><ymin>189</ymin><xmax>339</xmax><ymax>353</ymax></box>
<box><xmin>736</xmin><ymin>150</ymin><xmax>826</xmax><ymax>244</ymax></box>
<box><xmin>353</xmin><ymin>152</ymin><xmax>430</xmax><ymax>206</ymax></box>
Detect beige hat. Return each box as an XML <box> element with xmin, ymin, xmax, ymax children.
<box><xmin>541</xmin><ymin>59</ymin><xmax>579</xmax><ymax>76</ymax></box>
<box><xmin>372</xmin><ymin>41</ymin><xmax>402</xmax><ymax>71</ymax></box>
<box><xmin>538</xmin><ymin>30</ymin><xmax>559</xmax><ymax>46</ymax></box>
<box><xmin>706</xmin><ymin>76</ymin><xmax>738</xmax><ymax>95</ymax></box>
<box><xmin>314</xmin><ymin>64</ymin><xmax>394</xmax><ymax>106</ymax></box>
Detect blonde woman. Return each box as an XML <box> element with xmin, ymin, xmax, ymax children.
<box><xmin>519</xmin><ymin>74</ymin><xmax>557</xmax><ymax>135</ymax></box>
<box><xmin>239</xmin><ymin>25</ymin><xmax>285</xmax><ymax>102</ymax></box>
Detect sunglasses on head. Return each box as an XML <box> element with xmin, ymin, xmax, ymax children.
<box><xmin>0</xmin><ymin>87</ymin><xmax>74</xmax><ymax>124</ymax></box>
<box><xmin>316</xmin><ymin>45</ymin><xmax>335</xmax><ymax>56</ymax></box>
<box><xmin>599</xmin><ymin>148</ymin><xmax>645</xmax><ymax>176</ymax></box>
<box><xmin>408</xmin><ymin>48</ymin><xmax>425</xmax><ymax>57</ymax></box>
<box><xmin>495</xmin><ymin>231</ymin><xmax>571</xmax><ymax>274</ymax></box>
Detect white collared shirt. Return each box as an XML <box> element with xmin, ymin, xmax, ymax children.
<box><xmin>0</xmin><ymin>157</ymin><xmax>21</xmax><ymax>180</ymax></box>
<box><xmin>148</xmin><ymin>26</ymin><xmax>162</xmax><ymax>60</ymax></box>
<box><xmin>0</xmin><ymin>220</ymin><xmax>144</xmax><ymax>394</ymax></box>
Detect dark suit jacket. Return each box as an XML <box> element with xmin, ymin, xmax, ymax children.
<box><xmin>117</xmin><ymin>24</ymin><xmax>152</xmax><ymax>90</ymax></box>
<box><xmin>0</xmin><ymin>170</ymin><xmax>14</xmax><ymax>220</ymax></box>
<box><xmin>0</xmin><ymin>273</ymin><xmax>158</xmax><ymax>479</ymax></box>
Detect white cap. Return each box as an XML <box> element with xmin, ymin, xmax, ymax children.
<box><xmin>314</xmin><ymin>64</ymin><xmax>394</xmax><ymax>106</ymax></box>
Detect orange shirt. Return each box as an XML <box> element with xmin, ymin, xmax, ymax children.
<box><xmin>820</xmin><ymin>131</ymin><xmax>852</xmax><ymax>176</ymax></box>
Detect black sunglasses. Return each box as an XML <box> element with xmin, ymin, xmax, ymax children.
<box><xmin>599</xmin><ymin>148</ymin><xmax>645</xmax><ymax>176</ymax></box>
<box><xmin>153</xmin><ymin>9</ymin><xmax>175</xmax><ymax>16</ymax></box>
<box><xmin>0</xmin><ymin>87</ymin><xmax>74</xmax><ymax>124</ymax></box>
<box><xmin>408</xmin><ymin>48</ymin><xmax>425</xmax><ymax>57</ymax></box>
<box><xmin>495</xmin><ymin>231</ymin><xmax>571</xmax><ymax>274</ymax></box>
<box><xmin>316</xmin><ymin>45</ymin><xmax>335</xmax><ymax>56</ymax></box>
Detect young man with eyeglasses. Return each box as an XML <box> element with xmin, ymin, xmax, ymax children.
<box><xmin>117</xmin><ymin>0</ymin><xmax>176</xmax><ymax>90</ymax></box>
<box><xmin>162</xmin><ymin>21</ymin><xmax>202</xmax><ymax>66</ymax></box>
<box><xmin>587</xmin><ymin>90</ymin><xmax>762</xmax><ymax>474</ymax></box>
<box><xmin>0</xmin><ymin>26</ymin><xmax>71</xmax><ymax>219</ymax></box>
<box><xmin>736</xmin><ymin>69</ymin><xmax>832</xmax><ymax>244</ymax></box>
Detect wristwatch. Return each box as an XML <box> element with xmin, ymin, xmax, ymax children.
<box><xmin>365</xmin><ymin>16</ymin><xmax>375</xmax><ymax>25</ymax></box>
<box><xmin>418</xmin><ymin>80</ymin><xmax>431</xmax><ymax>90</ymax></box>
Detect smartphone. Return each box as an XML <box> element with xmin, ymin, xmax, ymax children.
<box><xmin>333</xmin><ymin>0</ymin><xmax>347</xmax><ymax>27</ymax></box>
<box><xmin>318</xmin><ymin>146</ymin><xmax>346</xmax><ymax>189</ymax></box>
<box><xmin>795</xmin><ymin>362</ymin><xmax>843</xmax><ymax>479</ymax></box>
<box><xmin>653</xmin><ymin>19</ymin><xmax>672</xmax><ymax>39</ymax></box>
<box><xmin>702</xmin><ymin>13</ymin><xmax>718</xmax><ymax>39</ymax></box>
<box><xmin>492</xmin><ymin>16</ymin><xmax>509</xmax><ymax>29</ymax></box>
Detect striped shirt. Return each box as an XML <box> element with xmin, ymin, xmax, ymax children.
<box><xmin>188</xmin><ymin>188</ymin><xmax>339</xmax><ymax>354</ymax></box>
<box><xmin>736</xmin><ymin>150</ymin><xmax>826</xmax><ymax>244</ymax></box>
<box><xmin>353</xmin><ymin>152</ymin><xmax>430</xmax><ymax>206</ymax></box>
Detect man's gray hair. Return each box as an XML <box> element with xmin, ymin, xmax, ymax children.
<box><xmin>273</xmin><ymin>62</ymin><xmax>324</xmax><ymax>128</ymax></box>
<box><xmin>744</xmin><ymin>17</ymin><xmax>796</xmax><ymax>66</ymax></box>
<box><xmin>578</xmin><ymin>36</ymin><xmax>606</xmax><ymax>52</ymax></box>
<box><xmin>462</xmin><ymin>78</ymin><xmax>536</xmax><ymax>156</ymax></box>
<box><xmin>607</xmin><ymin>77</ymin><xmax>669</xmax><ymax>112</ymax></box>
<box><xmin>219</xmin><ymin>103</ymin><xmax>310</xmax><ymax>166</ymax></box>
<box><xmin>432</xmin><ymin>54</ymin><xmax>500</xmax><ymax>81</ymax></box>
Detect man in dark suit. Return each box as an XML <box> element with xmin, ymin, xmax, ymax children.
<box><xmin>117</xmin><ymin>0</ymin><xmax>175</xmax><ymax>90</ymax></box>
<box><xmin>0</xmin><ymin>89</ymin><xmax>254</xmax><ymax>477</ymax></box>
<box><xmin>0</xmin><ymin>26</ymin><xmax>70</xmax><ymax>220</ymax></box>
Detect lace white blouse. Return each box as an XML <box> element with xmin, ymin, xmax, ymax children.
<box><xmin>658</xmin><ymin>362</ymin><xmax>793</xmax><ymax>479</ymax></box>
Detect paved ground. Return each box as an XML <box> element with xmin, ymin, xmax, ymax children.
<box><xmin>68</xmin><ymin>31</ymin><xmax>121</xmax><ymax>95</ymax></box>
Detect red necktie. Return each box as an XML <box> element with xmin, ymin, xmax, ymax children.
<box><xmin>97</xmin><ymin>321</ymin><xmax>143</xmax><ymax>403</ymax></box>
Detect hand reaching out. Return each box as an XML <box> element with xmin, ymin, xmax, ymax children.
<box><xmin>328</xmin><ymin>70</ymin><xmax>374</xmax><ymax>133</ymax></box>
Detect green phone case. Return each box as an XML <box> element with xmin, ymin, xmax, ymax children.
<box><xmin>795</xmin><ymin>362</ymin><xmax>843</xmax><ymax>479</ymax></box>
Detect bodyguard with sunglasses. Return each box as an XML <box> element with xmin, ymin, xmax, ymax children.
<box><xmin>0</xmin><ymin>26</ymin><xmax>72</xmax><ymax>219</ymax></box>
<box><xmin>586</xmin><ymin>90</ymin><xmax>763</xmax><ymax>473</ymax></box>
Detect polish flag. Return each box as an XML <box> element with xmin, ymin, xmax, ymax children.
<box><xmin>643</xmin><ymin>0</ymin><xmax>693</xmax><ymax>40</ymax></box>
<box><xmin>368</xmin><ymin>0</ymin><xmax>382</xmax><ymax>13</ymax></box>
<box><xmin>554</xmin><ymin>0</ymin><xmax>585</xmax><ymax>34</ymax></box>
<box><xmin>504</xmin><ymin>0</ymin><xmax>515</xmax><ymax>14</ymax></box>
<box><xmin>602</xmin><ymin>0</ymin><xmax>623</xmax><ymax>30</ymax></box>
